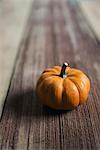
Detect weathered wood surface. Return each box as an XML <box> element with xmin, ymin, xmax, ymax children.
<box><xmin>0</xmin><ymin>0</ymin><xmax>33</xmax><ymax>117</ymax></box>
<box><xmin>0</xmin><ymin>0</ymin><xmax>100</xmax><ymax>149</ymax></box>
<box><xmin>79</xmin><ymin>1</ymin><xmax>100</xmax><ymax>42</ymax></box>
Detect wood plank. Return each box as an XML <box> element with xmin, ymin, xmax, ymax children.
<box><xmin>0</xmin><ymin>0</ymin><xmax>33</xmax><ymax>117</ymax></box>
<box><xmin>60</xmin><ymin>1</ymin><xmax>100</xmax><ymax>149</ymax></box>
<box><xmin>0</xmin><ymin>0</ymin><xmax>100</xmax><ymax>149</ymax></box>
<box><xmin>0</xmin><ymin>0</ymin><xmax>61</xmax><ymax>149</ymax></box>
<box><xmin>79</xmin><ymin>1</ymin><xmax>100</xmax><ymax>41</ymax></box>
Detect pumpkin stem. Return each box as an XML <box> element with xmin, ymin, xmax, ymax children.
<box><xmin>60</xmin><ymin>62</ymin><xmax>69</xmax><ymax>78</ymax></box>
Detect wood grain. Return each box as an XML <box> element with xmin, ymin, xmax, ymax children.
<box><xmin>0</xmin><ymin>0</ymin><xmax>100</xmax><ymax>149</ymax></box>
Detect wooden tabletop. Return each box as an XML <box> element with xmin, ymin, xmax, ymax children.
<box><xmin>0</xmin><ymin>0</ymin><xmax>100</xmax><ymax>149</ymax></box>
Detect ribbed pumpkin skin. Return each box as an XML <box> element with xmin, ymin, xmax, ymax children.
<box><xmin>36</xmin><ymin>66</ymin><xmax>90</xmax><ymax>110</ymax></box>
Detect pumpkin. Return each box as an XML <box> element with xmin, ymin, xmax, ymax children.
<box><xmin>36</xmin><ymin>62</ymin><xmax>90</xmax><ymax>110</ymax></box>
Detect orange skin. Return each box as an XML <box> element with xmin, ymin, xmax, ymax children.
<box><xmin>36</xmin><ymin>65</ymin><xmax>90</xmax><ymax>110</ymax></box>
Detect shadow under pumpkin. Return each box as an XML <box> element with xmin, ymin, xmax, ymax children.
<box><xmin>2</xmin><ymin>89</ymin><xmax>71</xmax><ymax>119</ymax></box>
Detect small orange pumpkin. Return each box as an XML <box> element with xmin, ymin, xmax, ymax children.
<box><xmin>36</xmin><ymin>62</ymin><xmax>90</xmax><ymax>110</ymax></box>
